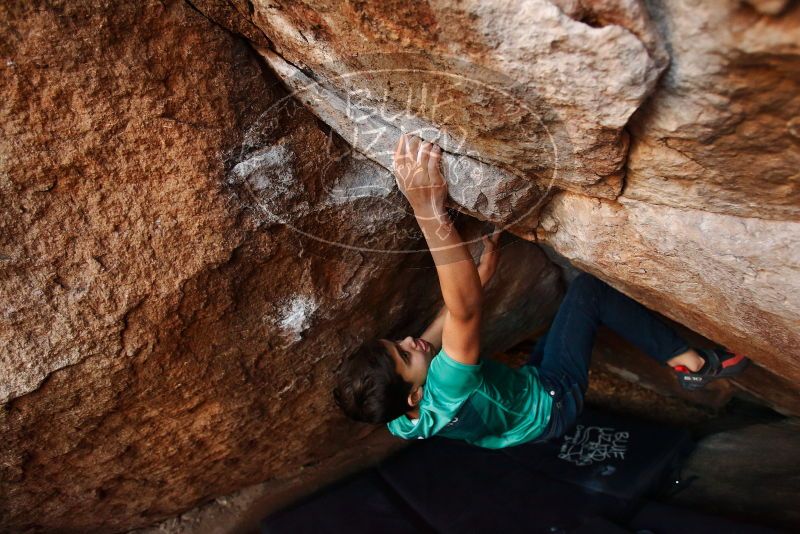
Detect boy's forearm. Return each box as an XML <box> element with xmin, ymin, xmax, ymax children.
<box><xmin>420</xmin><ymin>305</ymin><xmax>448</xmax><ymax>350</ymax></box>
<box><xmin>422</xmin><ymin>262</ymin><xmax>493</xmax><ymax>345</ymax></box>
<box><xmin>415</xmin><ymin>210</ymin><xmax>483</xmax><ymax>319</ymax></box>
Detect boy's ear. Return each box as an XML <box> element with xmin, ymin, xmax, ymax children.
<box><xmin>407</xmin><ymin>386</ymin><xmax>424</xmax><ymax>408</ymax></box>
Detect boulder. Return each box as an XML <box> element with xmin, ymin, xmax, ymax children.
<box><xmin>196</xmin><ymin>0</ymin><xmax>800</xmax><ymax>393</ymax></box>
<box><xmin>0</xmin><ymin>1</ymin><xmax>562</xmax><ymax>531</ymax></box>
<box><xmin>3</xmin><ymin>0</ymin><xmax>800</xmax><ymax>531</ymax></box>
<box><xmin>671</xmin><ymin>419</ymin><xmax>800</xmax><ymax>529</ymax></box>
<box><xmin>626</xmin><ymin>0</ymin><xmax>800</xmax><ymax>220</ymax></box>
<box><xmin>531</xmin><ymin>192</ymin><xmax>800</xmax><ymax>385</ymax></box>
<box><xmin>193</xmin><ymin>0</ymin><xmax>668</xmax><ymax>204</ymax></box>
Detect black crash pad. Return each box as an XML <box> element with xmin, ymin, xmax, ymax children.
<box><xmin>377</xmin><ymin>437</ymin><xmax>604</xmax><ymax>533</ymax></box>
<box><xmin>260</xmin><ymin>469</ymin><xmax>432</xmax><ymax>534</ymax></box>
<box><xmin>502</xmin><ymin>407</ymin><xmax>693</xmax><ymax>502</ymax></box>
<box><xmin>261</xmin><ymin>408</ymin><xmax>694</xmax><ymax>533</ymax></box>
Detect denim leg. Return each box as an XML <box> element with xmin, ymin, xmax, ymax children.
<box><xmin>586</xmin><ymin>275</ymin><xmax>690</xmax><ymax>364</ymax></box>
<box><xmin>537</xmin><ymin>274</ymin><xmax>604</xmax><ymax>394</ymax></box>
<box><xmin>532</xmin><ymin>273</ymin><xmax>691</xmax><ymax>442</ymax></box>
<box><xmin>537</xmin><ymin>273</ymin><xmax>691</xmax><ymax>394</ymax></box>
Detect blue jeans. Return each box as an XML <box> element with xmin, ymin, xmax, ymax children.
<box><xmin>528</xmin><ymin>273</ymin><xmax>690</xmax><ymax>442</ymax></box>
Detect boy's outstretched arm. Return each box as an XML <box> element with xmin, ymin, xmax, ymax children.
<box><xmin>393</xmin><ymin>133</ymin><xmax>483</xmax><ymax>365</ymax></box>
<box><xmin>420</xmin><ymin>232</ymin><xmax>501</xmax><ymax>353</ymax></box>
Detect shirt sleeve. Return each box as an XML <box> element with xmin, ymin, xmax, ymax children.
<box><xmin>386</xmin><ymin>347</ymin><xmax>483</xmax><ymax>440</ymax></box>
<box><xmin>426</xmin><ymin>347</ymin><xmax>483</xmax><ymax>405</ymax></box>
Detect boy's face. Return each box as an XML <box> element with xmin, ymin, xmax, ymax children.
<box><xmin>379</xmin><ymin>336</ymin><xmax>435</xmax><ymax>394</ymax></box>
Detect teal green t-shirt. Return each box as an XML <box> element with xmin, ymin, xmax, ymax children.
<box><xmin>386</xmin><ymin>347</ymin><xmax>553</xmax><ymax>449</ymax></box>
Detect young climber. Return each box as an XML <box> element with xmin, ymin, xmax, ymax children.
<box><xmin>333</xmin><ymin>133</ymin><xmax>750</xmax><ymax>448</ymax></box>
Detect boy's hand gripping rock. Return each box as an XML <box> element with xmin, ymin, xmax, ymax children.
<box><xmin>478</xmin><ymin>230</ymin><xmax>502</xmax><ymax>286</ymax></box>
<box><xmin>392</xmin><ymin>133</ymin><xmax>448</xmax><ymax>227</ymax></box>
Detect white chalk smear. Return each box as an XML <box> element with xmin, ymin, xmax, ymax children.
<box><xmin>278</xmin><ymin>295</ymin><xmax>318</xmax><ymax>341</ymax></box>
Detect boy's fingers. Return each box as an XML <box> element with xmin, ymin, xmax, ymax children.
<box><xmin>394</xmin><ymin>133</ymin><xmax>406</xmax><ymax>164</ymax></box>
<box><xmin>417</xmin><ymin>141</ymin><xmax>432</xmax><ymax>166</ymax></box>
<box><xmin>482</xmin><ymin>231</ymin><xmax>501</xmax><ymax>248</ymax></box>
<box><xmin>427</xmin><ymin>144</ymin><xmax>442</xmax><ymax>177</ymax></box>
<box><xmin>406</xmin><ymin>135</ymin><xmax>420</xmax><ymax>160</ymax></box>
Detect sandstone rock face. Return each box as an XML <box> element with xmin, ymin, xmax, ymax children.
<box><xmin>532</xmin><ymin>192</ymin><xmax>800</xmax><ymax>385</ymax></box>
<box><xmin>0</xmin><ymin>0</ymin><xmax>268</xmax><ymax>403</ymax></box>
<box><xmin>626</xmin><ymin>0</ymin><xmax>800</xmax><ymax>220</ymax></box>
<box><xmin>198</xmin><ymin>0</ymin><xmax>668</xmax><ymax>205</ymax></box>
<box><xmin>529</xmin><ymin>0</ymin><xmax>800</xmax><ymax>384</ymax></box>
<box><xmin>0</xmin><ymin>2</ymin><xmax>562</xmax><ymax>531</ymax></box>
<box><xmin>673</xmin><ymin>419</ymin><xmax>800</xmax><ymax>529</ymax></box>
<box><xmin>200</xmin><ymin>0</ymin><xmax>799</xmax><ymax>392</ymax></box>
<box><xmin>3</xmin><ymin>0</ymin><xmax>800</xmax><ymax>531</ymax></box>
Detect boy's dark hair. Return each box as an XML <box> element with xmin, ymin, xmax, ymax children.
<box><xmin>333</xmin><ymin>339</ymin><xmax>413</xmax><ymax>424</ymax></box>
